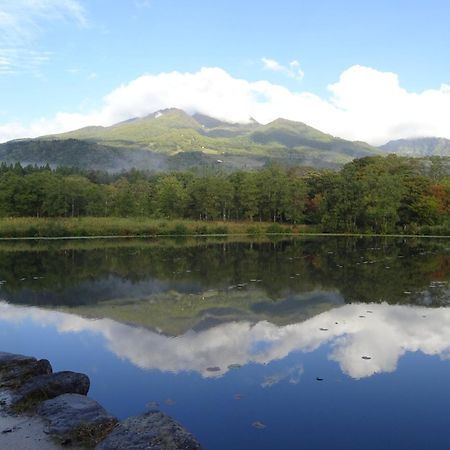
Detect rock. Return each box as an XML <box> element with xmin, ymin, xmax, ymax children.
<box><xmin>0</xmin><ymin>358</ymin><xmax>52</xmax><ymax>389</ymax></box>
<box><xmin>11</xmin><ymin>371</ymin><xmax>90</xmax><ymax>408</ymax></box>
<box><xmin>38</xmin><ymin>394</ymin><xmax>117</xmax><ymax>434</ymax></box>
<box><xmin>0</xmin><ymin>352</ymin><xmax>37</xmax><ymax>371</ymax></box>
<box><xmin>38</xmin><ymin>394</ymin><xmax>117</xmax><ymax>447</ymax></box>
<box><xmin>0</xmin><ymin>352</ymin><xmax>52</xmax><ymax>390</ymax></box>
<box><xmin>95</xmin><ymin>411</ymin><xmax>201</xmax><ymax>450</ymax></box>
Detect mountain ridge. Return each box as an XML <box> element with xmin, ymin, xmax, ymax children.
<box><xmin>380</xmin><ymin>137</ymin><xmax>450</xmax><ymax>157</ymax></box>
<box><xmin>0</xmin><ymin>108</ymin><xmax>393</xmax><ymax>172</ymax></box>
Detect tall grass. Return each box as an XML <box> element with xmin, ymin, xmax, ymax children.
<box><xmin>0</xmin><ymin>217</ymin><xmax>303</xmax><ymax>239</ymax></box>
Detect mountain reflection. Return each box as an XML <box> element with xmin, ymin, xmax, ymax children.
<box><xmin>2</xmin><ymin>299</ymin><xmax>450</xmax><ymax>379</ymax></box>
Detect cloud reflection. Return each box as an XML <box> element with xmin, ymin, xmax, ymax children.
<box><xmin>1</xmin><ymin>301</ymin><xmax>450</xmax><ymax>379</ymax></box>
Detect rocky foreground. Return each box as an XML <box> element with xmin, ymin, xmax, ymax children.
<box><xmin>0</xmin><ymin>352</ymin><xmax>201</xmax><ymax>449</ymax></box>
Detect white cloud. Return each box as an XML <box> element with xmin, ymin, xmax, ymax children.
<box><xmin>2</xmin><ymin>301</ymin><xmax>450</xmax><ymax>380</ymax></box>
<box><xmin>2</xmin><ymin>65</ymin><xmax>450</xmax><ymax>145</ymax></box>
<box><xmin>0</xmin><ymin>0</ymin><xmax>86</xmax><ymax>74</ymax></box>
<box><xmin>261</xmin><ymin>57</ymin><xmax>305</xmax><ymax>81</ymax></box>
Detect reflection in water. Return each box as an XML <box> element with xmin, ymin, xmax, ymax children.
<box><xmin>0</xmin><ymin>237</ymin><xmax>448</xmax><ymax>310</ymax></box>
<box><xmin>2</xmin><ymin>299</ymin><xmax>450</xmax><ymax>379</ymax></box>
<box><xmin>1</xmin><ymin>238</ymin><xmax>449</xmax><ymax>449</ymax></box>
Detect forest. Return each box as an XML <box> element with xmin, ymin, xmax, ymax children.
<box><xmin>0</xmin><ymin>155</ymin><xmax>448</xmax><ymax>234</ymax></box>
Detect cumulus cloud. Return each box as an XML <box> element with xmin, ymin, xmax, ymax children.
<box><xmin>261</xmin><ymin>57</ymin><xmax>305</xmax><ymax>81</ymax></box>
<box><xmin>0</xmin><ymin>0</ymin><xmax>86</xmax><ymax>74</ymax></box>
<box><xmin>2</xmin><ymin>301</ymin><xmax>450</xmax><ymax>379</ymax></box>
<box><xmin>2</xmin><ymin>65</ymin><xmax>450</xmax><ymax>145</ymax></box>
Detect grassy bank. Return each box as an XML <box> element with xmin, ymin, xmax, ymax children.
<box><xmin>0</xmin><ymin>217</ymin><xmax>447</xmax><ymax>239</ymax></box>
<box><xmin>0</xmin><ymin>217</ymin><xmax>312</xmax><ymax>239</ymax></box>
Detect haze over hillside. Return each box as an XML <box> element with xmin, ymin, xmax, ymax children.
<box><xmin>380</xmin><ymin>137</ymin><xmax>450</xmax><ymax>157</ymax></box>
<box><xmin>1</xmin><ymin>108</ymin><xmax>449</xmax><ymax>173</ymax></box>
<box><xmin>0</xmin><ymin>108</ymin><xmax>379</xmax><ymax>172</ymax></box>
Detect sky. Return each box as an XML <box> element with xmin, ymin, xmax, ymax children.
<box><xmin>1</xmin><ymin>0</ymin><xmax>450</xmax><ymax>145</ymax></box>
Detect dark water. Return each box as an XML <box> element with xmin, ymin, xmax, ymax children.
<box><xmin>0</xmin><ymin>236</ymin><xmax>449</xmax><ymax>449</ymax></box>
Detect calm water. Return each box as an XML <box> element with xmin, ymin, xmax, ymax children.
<box><xmin>0</xmin><ymin>236</ymin><xmax>449</xmax><ymax>449</ymax></box>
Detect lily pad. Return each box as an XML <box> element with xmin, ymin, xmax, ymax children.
<box><xmin>228</xmin><ymin>364</ymin><xmax>242</xmax><ymax>370</ymax></box>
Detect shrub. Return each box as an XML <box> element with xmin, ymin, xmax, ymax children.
<box><xmin>171</xmin><ymin>223</ymin><xmax>188</xmax><ymax>235</ymax></box>
<box><xmin>195</xmin><ymin>225</ymin><xmax>209</xmax><ymax>235</ymax></box>
<box><xmin>213</xmin><ymin>225</ymin><xmax>228</xmax><ymax>235</ymax></box>
<box><xmin>266</xmin><ymin>223</ymin><xmax>285</xmax><ymax>234</ymax></box>
<box><xmin>246</xmin><ymin>226</ymin><xmax>261</xmax><ymax>235</ymax></box>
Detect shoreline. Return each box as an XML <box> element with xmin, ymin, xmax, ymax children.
<box><xmin>0</xmin><ymin>413</ymin><xmax>82</xmax><ymax>450</ymax></box>
<box><xmin>0</xmin><ymin>217</ymin><xmax>447</xmax><ymax>240</ymax></box>
<box><xmin>0</xmin><ymin>232</ymin><xmax>448</xmax><ymax>241</ymax></box>
<box><xmin>0</xmin><ymin>352</ymin><xmax>201</xmax><ymax>450</ymax></box>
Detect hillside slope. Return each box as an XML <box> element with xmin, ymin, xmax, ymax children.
<box><xmin>380</xmin><ymin>137</ymin><xmax>450</xmax><ymax>156</ymax></box>
<box><xmin>0</xmin><ymin>109</ymin><xmax>379</xmax><ymax>171</ymax></box>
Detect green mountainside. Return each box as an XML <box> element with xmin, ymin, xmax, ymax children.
<box><xmin>380</xmin><ymin>137</ymin><xmax>450</xmax><ymax>156</ymax></box>
<box><xmin>0</xmin><ymin>108</ymin><xmax>380</xmax><ymax>171</ymax></box>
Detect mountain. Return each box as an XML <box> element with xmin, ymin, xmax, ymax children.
<box><xmin>380</xmin><ymin>137</ymin><xmax>450</xmax><ymax>157</ymax></box>
<box><xmin>0</xmin><ymin>108</ymin><xmax>379</xmax><ymax>172</ymax></box>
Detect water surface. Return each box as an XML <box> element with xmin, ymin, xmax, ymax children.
<box><xmin>0</xmin><ymin>236</ymin><xmax>449</xmax><ymax>449</ymax></box>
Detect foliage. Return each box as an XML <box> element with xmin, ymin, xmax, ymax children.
<box><xmin>0</xmin><ymin>155</ymin><xmax>447</xmax><ymax>235</ymax></box>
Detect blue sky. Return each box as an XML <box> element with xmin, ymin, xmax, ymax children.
<box><xmin>1</xmin><ymin>0</ymin><xmax>450</xmax><ymax>144</ymax></box>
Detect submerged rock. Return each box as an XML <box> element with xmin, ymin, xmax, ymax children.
<box><xmin>12</xmin><ymin>371</ymin><xmax>90</xmax><ymax>408</ymax></box>
<box><xmin>38</xmin><ymin>394</ymin><xmax>117</xmax><ymax>447</ymax></box>
<box><xmin>252</xmin><ymin>421</ymin><xmax>266</xmax><ymax>429</ymax></box>
<box><xmin>95</xmin><ymin>411</ymin><xmax>201</xmax><ymax>450</ymax></box>
<box><xmin>146</xmin><ymin>401</ymin><xmax>160</xmax><ymax>410</ymax></box>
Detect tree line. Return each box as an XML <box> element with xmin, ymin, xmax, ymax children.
<box><xmin>0</xmin><ymin>155</ymin><xmax>448</xmax><ymax>233</ymax></box>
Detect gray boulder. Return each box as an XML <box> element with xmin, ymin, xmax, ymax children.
<box><xmin>38</xmin><ymin>394</ymin><xmax>118</xmax><ymax>447</ymax></box>
<box><xmin>0</xmin><ymin>352</ymin><xmax>36</xmax><ymax>369</ymax></box>
<box><xmin>12</xmin><ymin>371</ymin><xmax>90</xmax><ymax>408</ymax></box>
<box><xmin>95</xmin><ymin>411</ymin><xmax>201</xmax><ymax>450</ymax></box>
<box><xmin>0</xmin><ymin>357</ymin><xmax>52</xmax><ymax>389</ymax></box>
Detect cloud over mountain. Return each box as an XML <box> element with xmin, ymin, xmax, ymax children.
<box><xmin>2</xmin><ymin>65</ymin><xmax>450</xmax><ymax>145</ymax></box>
<box><xmin>3</xmin><ymin>301</ymin><xmax>450</xmax><ymax>380</ymax></box>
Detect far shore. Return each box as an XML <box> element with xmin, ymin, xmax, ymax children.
<box><xmin>0</xmin><ymin>217</ymin><xmax>447</xmax><ymax>240</ymax></box>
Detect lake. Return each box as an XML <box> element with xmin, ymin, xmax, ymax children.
<box><xmin>0</xmin><ymin>236</ymin><xmax>449</xmax><ymax>449</ymax></box>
